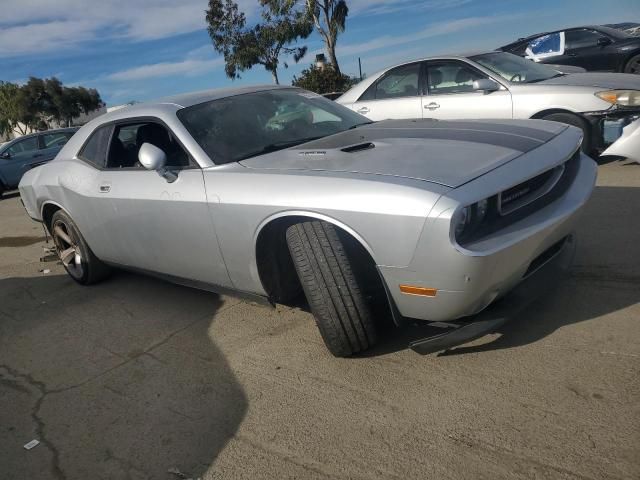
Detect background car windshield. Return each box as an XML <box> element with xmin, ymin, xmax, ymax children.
<box><xmin>177</xmin><ymin>89</ymin><xmax>369</xmax><ymax>164</ymax></box>
<box><xmin>471</xmin><ymin>52</ymin><xmax>558</xmax><ymax>83</ymax></box>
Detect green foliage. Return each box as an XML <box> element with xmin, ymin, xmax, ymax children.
<box><xmin>206</xmin><ymin>0</ymin><xmax>313</xmax><ymax>84</ymax></box>
<box><xmin>291</xmin><ymin>64</ymin><xmax>357</xmax><ymax>93</ymax></box>
<box><xmin>304</xmin><ymin>0</ymin><xmax>349</xmax><ymax>75</ymax></box>
<box><xmin>0</xmin><ymin>78</ymin><xmax>102</xmax><ymax>137</ymax></box>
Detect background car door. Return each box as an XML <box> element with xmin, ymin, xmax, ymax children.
<box><xmin>0</xmin><ymin>136</ymin><xmax>40</xmax><ymax>187</ymax></box>
<box><xmin>349</xmin><ymin>62</ymin><xmax>423</xmax><ymax>120</ymax></box>
<box><xmin>422</xmin><ymin>60</ymin><xmax>512</xmax><ymax>120</ymax></box>
<box><xmin>563</xmin><ymin>28</ymin><xmax>619</xmax><ymax>71</ymax></box>
<box><xmin>74</xmin><ymin>120</ymin><xmax>232</xmax><ymax>288</ymax></box>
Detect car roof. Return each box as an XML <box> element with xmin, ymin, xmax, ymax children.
<box><xmin>1</xmin><ymin>127</ymin><xmax>78</xmax><ymax>147</ymax></box>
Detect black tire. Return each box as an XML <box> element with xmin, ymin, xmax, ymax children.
<box><xmin>624</xmin><ymin>54</ymin><xmax>640</xmax><ymax>74</ymax></box>
<box><xmin>540</xmin><ymin>112</ymin><xmax>592</xmax><ymax>154</ymax></box>
<box><xmin>286</xmin><ymin>220</ymin><xmax>378</xmax><ymax>357</ymax></box>
<box><xmin>50</xmin><ymin>210</ymin><xmax>110</xmax><ymax>285</ymax></box>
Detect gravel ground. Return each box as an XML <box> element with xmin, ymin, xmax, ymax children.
<box><xmin>0</xmin><ymin>160</ymin><xmax>638</xmax><ymax>480</ymax></box>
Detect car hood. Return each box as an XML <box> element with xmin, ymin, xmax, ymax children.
<box><xmin>538</xmin><ymin>72</ymin><xmax>640</xmax><ymax>89</ymax></box>
<box><xmin>239</xmin><ymin>119</ymin><xmax>568</xmax><ymax>188</ymax></box>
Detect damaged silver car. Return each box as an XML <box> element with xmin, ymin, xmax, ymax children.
<box><xmin>19</xmin><ymin>86</ymin><xmax>597</xmax><ymax>356</ymax></box>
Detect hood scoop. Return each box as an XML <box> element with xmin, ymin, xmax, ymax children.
<box><xmin>341</xmin><ymin>142</ymin><xmax>375</xmax><ymax>153</ymax></box>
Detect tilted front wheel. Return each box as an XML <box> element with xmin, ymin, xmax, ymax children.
<box><xmin>286</xmin><ymin>221</ymin><xmax>378</xmax><ymax>357</ymax></box>
<box><xmin>50</xmin><ymin>210</ymin><xmax>110</xmax><ymax>285</ymax></box>
<box><xmin>624</xmin><ymin>54</ymin><xmax>640</xmax><ymax>74</ymax></box>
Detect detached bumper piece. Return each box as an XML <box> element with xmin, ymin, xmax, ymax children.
<box><xmin>409</xmin><ymin>234</ymin><xmax>576</xmax><ymax>355</ymax></box>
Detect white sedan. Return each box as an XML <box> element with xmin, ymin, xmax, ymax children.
<box><xmin>338</xmin><ymin>52</ymin><xmax>640</xmax><ymax>162</ymax></box>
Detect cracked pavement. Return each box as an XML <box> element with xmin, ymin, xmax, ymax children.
<box><xmin>1</xmin><ymin>160</ymin><xmax>639</xmax><ymax>480</ymax></box>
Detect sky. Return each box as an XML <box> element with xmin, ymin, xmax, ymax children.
<box><xmin>0</xmin><ymin>0</ymin><xmax>638</xmax><ymax>106</ymax></box>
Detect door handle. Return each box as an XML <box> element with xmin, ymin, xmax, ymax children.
<box><xmin>567</xmin><ymin>52</ymin><xmax>578</xmax><ymax>57</ymax></box>
<box><xmin>33</xmin><ymin>153</ymin><xmax>43</xmax><ymax>158</ymax></box>
<box><xmin>357</xmin><ymin>107</ymin><xmax>370</xmax><ymax>114</ymax></box>
<box><xmin>424</xmin><ymin>102</ymin><xmax>440</xmax><ymax>110</ymax></box>
<box><xmin>99</xmin><ymin>184</ymin><xmax>111</xmax><ymax>193</ymax></box>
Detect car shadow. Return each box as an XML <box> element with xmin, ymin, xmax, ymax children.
<box><xmin>0</xmin><ymin>271</ymin><xmax>247</xmax><ymax>480</ymax></box>
<box><xmin>360</xmin><ymin>185</ymin><xmax>640</xmax><ymax>358</ymax></box>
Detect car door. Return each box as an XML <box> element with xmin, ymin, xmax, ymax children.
<box><xmin>74</xmin><ymin>120</ymin><xmax>232</xmax><ymax>288</ymax></box>
<box><xmin>563</xmin><ymin>28</ymin><xmax>619</xmax><ymax>71</ymax></box>
<box><xmin>0</xmin><ymin>136</ymin><xmax>41</xmax><ymax>187</ymax></box>
<box><xmin>349</xmin><ymin>62</ymin><xmax>423</xmax><ymax>120</ymax></box>
<box><xmin>422</xmin><ymin>60</ymin><xmax>512</xmax><ymax>120</ymax></box>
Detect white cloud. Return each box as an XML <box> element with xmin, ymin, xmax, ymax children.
<box><xmin>0</xmin><ymin>0</ymin><xmax>260</xmax><ymax>57</ymax></box>
<box><xmin>107</xmin><ymin>57</ymin><xmax>224</xmax><ymax>81</ymax></box>
<box><xmin>337</xmin><ymin>14</ymin><xmax>520</xmax><ymax>57</ymax></box>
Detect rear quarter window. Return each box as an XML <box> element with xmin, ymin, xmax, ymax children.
<box><xmin>78</xmin><ymin>125</ymin><xmax>112</xmax><ymax>168</ymax></box>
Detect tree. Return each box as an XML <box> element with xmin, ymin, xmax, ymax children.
<box><xmin>304</xmin><ymin>0</ymin><xmax>348</xmax><ymax>75</ymax></box>
<box><xmin>206</xmin><ymin>0</ymin><xmax>313</xmax><ymax>84</ymax></box>
<box><xmin>292</xmin><ymin>63</ymin><xmax>356</xmax><ymax>93</ymax></box>
<box><xmin>0</xmin><ymin>78</ymin><xmax>103</xmax><ymax>137</ymax></box>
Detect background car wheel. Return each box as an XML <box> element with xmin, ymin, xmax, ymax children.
<box><xmin>50</xmin><ymin>210</ymin><xmax>110</xmax><ymax>285</ymax></box>
<box><xmin>286</xmin><ymin>220</ymin><xmax>378</xmax><ymax>357</ymax></box>
<box><xmin>540</xmin><ymin>112</ymin><xmax>592</xmax><ymax>154</ymax></box>
<box><xmin>624</xmin><ymin>54</ymin><xmax>640</xmax><ymax>74</ymax></box>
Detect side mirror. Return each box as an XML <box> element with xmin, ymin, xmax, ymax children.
<box><xmin>0</xmin><ymin>151</ymin><xmax>11</xmax><ymax>159</ymax></box>
<box><xmin>138</xmin><ymin>142</ymin><xmax>177</xmax><ymax>183</ymax></box>
<box><xmin>473</xmin><ymin>78</ymin><xmax>500</xmax><ymax>93</ymax></box>
<box><xmin>597</xmin><ymin>37</ymin><xmax>612</xmax><ymax>47</ymax></box>
<box><xmin>138</xmin><ymin>142</ymin><xmax>166</xmax><ymax>170</ymax></box>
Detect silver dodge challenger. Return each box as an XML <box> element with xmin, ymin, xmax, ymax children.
<box><xmin>19</xmin><ymin>86</ymin><xmax>597</xmax><ymax>356</ymax></box>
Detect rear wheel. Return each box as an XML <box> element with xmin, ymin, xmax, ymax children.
<box><xmin>540</xmin><ymin>112</ymin><xmax>592</xmax><ymax>154</ymax></box>
<box><xmin>286</xmin><ymin>220</ymin><xmax>378</xmax><ymax>357</ymax></box>
<box><xmin>624</xmin><ymin>54</ymin><xmax>640</xmax><ymax>74</ymax></box>
<box><xmin>50</xmin><ymin>210</ymin><xmax>110</xmax><ymax>285</ymax></box>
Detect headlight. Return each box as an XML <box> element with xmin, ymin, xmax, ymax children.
<box><xmin>595</xmin><ymin>90</ymin><xmax>640</xmax><ymax>106</ymax></box>
<box><xmin>453</xmin><ymin>198</ymin><xmax>490</xmax><ymax>243</ymax></box>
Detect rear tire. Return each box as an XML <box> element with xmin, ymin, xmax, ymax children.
<box><xmin>50</xmin><ymin>210</ymin><xmax>111</xmax><ymax>285</ymax></box>
<box><xmin>286</xmin><ymin>220</ymin><xmax>378</xmax><ymax>357</ymax></box>
<box><xmin>540</xmin><ymin>112</ymin><xmax>592</xmax><ymax>154</ymax></box>
<box><xmin>624</xmin><ymin>54</ymin><xmax>640</xmax><ymax>74</ymax></box>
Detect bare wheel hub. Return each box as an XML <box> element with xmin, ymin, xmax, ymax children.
<box><xmin>52</xmin><ymin>220</ymin><xmax>83</xmax><ymax>278</ymax></box>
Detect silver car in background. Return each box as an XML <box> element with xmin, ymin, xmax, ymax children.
<box><xmin>19</xmin><ymin>86</ymin><xmax>597</xmax><ymax>356</ymax></box>
<box><xmin>338</xmin><ymin>52</ymin><xmax>640</xmax><ymax>162</ymax></box>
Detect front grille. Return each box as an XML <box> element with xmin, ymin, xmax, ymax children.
<box><xmin>498</xmin><ymin>164</ymin><xmax>566</xmax><ymax>215</ymax></box>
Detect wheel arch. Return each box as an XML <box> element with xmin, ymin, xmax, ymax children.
<box><xmin>530</xmin><ymin>108</ymin><xmax>583</xmax><ymax>120</ymax></box>
<box><xmin>41</xmin><ymin>201</ymin><xmax>68</xmax><ymax>233</ymax></box>
<box><xmin>253</xmin><ymin>211</ymin><xmax>385</xmax><ymax>307</ymax></box>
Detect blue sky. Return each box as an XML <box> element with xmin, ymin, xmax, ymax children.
<box><xmin>0</xmin><ymin>0</ymin><xmax>637</xmax><ymax>106</ymax></box>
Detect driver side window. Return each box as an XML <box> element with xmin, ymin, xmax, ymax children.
<box><xmin>8</xmin><ymin>137</ymin><xmax>38</xmax><ymax>156</ymax></box>
<box><xmin>426</xmin><ymin>61</ymin><xmax>485</xmax><ymax>94</ymax></box>
<box><xmin>360</xmin><ymin>63</ymin><xmax>421</xmax><ymax>101</ymax></box>
<box><xmin>106</xmin><ymin>122</ymin><xmax>190</xmax><ymax>170</ymax></box>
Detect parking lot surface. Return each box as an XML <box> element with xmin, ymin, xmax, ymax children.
<box><xmin>1</xmin><ymin>160</ymin><xmax>639</xmax><ymax>480</ymax></box>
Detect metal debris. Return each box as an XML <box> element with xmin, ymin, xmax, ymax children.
<box><xmin>23</xmin><ymin>439</ymin><xmax>40</xmax><ymax>450</ymax></box>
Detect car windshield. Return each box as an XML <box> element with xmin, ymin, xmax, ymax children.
<box><xmin>177</xmin><ymin>88</ymin><xmax>370</xmax><ymax>164</ymax></box>
<box><xmin>471</xmin><ymin>52</ymin><xmax>560</xmax><ymax>84</ymax></box>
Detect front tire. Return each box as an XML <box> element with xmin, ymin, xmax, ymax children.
<box><xmin>540</xmin><ymin>112</ymin><xmax>592</xmax><ymax>154</ymax></box>
<box><xmin>624</xmin><ymin>54</ymin><xmax>640</xmax><ymax>74</ymax></box>
<box><xmin>286</xmin><ymin>221</ymin><xmax>378</xmax><ymax>357</ymax></box>
<box><xmin>50</xmin><ymin>210</ymin><xmax>110</xmax><ymax>285</ymax></box>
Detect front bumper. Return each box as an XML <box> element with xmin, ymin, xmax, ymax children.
<box><xmin>584</xmin><ymin>108</ymin><xmax>640</xmax><ymax>162</ymax></box>
<box><xmin>379</xmin><ymin>151</ymin><xmax>597</xmax><ymax>323</ymax></box>
<box><xmin>409</xmin><ymin>233</ymin><xmax>575</xmax><ymax>354</ymax></box>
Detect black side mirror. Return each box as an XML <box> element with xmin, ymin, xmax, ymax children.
<box><xmin>0</xmin><ymin>151</ymin><xmax>10</xmax><ymax>159</ymax></box>
<box><xmin>597</xmin><ymin>37</ymin><xmax>612</xmax><ymax>47</ymax></box>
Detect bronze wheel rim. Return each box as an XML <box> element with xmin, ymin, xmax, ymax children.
<box><xmin>52</xmin><ymin>219</ymin><xmax>84</xmax><ymax>279</ymax></box>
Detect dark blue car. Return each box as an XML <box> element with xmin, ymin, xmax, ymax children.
<box><xmin>0</xmin><ymin>128</ymin><xmax>78</xmax><ymax>198</ymax></box>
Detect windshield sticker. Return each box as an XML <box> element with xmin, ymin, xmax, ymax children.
<box><xmin>525</xmin><ymin>32</ymin><xmax>565</xmax><ymax>61</ymax></box>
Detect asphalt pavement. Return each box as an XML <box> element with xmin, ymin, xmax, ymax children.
<box><xmin>0</xmin><ymin>160</ymin><xmax>638</xmax><ymax>480</ymax></box>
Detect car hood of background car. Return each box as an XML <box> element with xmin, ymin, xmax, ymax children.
<box><xmin>239</xmin><ymin>119</ymin><xmax>568</xmax><ymax>188</ymax></box>
<box><xmin>537</xmin><ymin>72</ymin><xmax>640</xmax><ymax>89</ymax></box>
